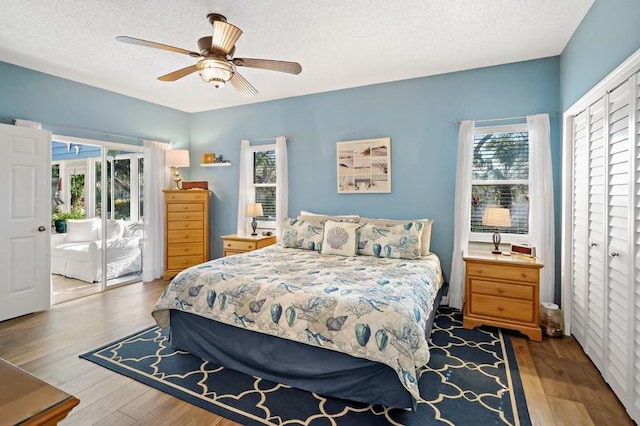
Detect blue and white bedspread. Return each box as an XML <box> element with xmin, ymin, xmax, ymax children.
<box><xmin>152</xmin><ymin>244</ymin><xmax>444</xmax><ymax>402</ymax></box>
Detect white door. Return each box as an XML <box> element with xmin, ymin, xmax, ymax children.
<box><xmin>0</xmin><ymin>123</ymin><xmax>51</xmax><ymax>321</ymax></box>
<box><xmin>604</xmin><ymin>79</ymin><xmax>633</xmax><ymax>405</ymax></box>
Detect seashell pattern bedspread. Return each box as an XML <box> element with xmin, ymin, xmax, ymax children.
<box><xmin>151</xmin><ymin>244</ymin><xmax>444</xmax><ymax>403</ymax></box>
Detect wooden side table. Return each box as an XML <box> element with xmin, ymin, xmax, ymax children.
<box><xmin>0</xmin><ymin>358</ymin><xmax>79</xmax><ymax>425</ymax></box>
<box><xmin>463</xmin><ymin>250</ymin><xmax>544</xmax><ymax>341</ymax></box>
<box><xmin>222</xmin><ymin>234</ymin><xmax>277</xmax><ymax>257</ymax></box>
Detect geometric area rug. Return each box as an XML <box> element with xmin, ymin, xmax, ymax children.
<box><xmin>80</xmin><ymin>307</ymin><xmax>531</xmax><ymax>426</ymax></box>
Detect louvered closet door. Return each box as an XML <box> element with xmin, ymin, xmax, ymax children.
<box><xmin>585</xmin><ymin>98</ymin><xmax>607</xmax><ymax>371</ymax></box>
<box><xmin>632</xmin><ymin>71</ymin><xmax>640</xmax><ymax>421</ymax></box>
<box><xmin>572</xmin><ymin>109</ymin><xmax>589</xmax><ymax>347</ymax></box>
<box><xmin>605</xmin><ymin>79</ymin><xmax>633</xmax><ymax>403</ymax></box>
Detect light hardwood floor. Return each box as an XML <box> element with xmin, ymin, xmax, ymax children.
<box><xmin>0</xmin><ymin>280</ymin><xmax>633</xmax><ymax>425</ymax></box>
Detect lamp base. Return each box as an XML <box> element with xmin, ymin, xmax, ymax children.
<box><xmin>491</xmin><ymin>227</ymin><xmax>502</xmax><ymax>255</ymax></box>
<box><xmin>251</xmin><ymin>217</ymin><xmax>258</xmax><ymax>236</ymax></box>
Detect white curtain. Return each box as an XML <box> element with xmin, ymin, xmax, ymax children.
<box><xmin>236</xmin><ymin>139</ymin><xmax>253</xmax><ymax>236</ymax></box>
<box><xmin>142</xmin><ymin>140</ymin><xmax>170</xmax><ymax>282</ymax></box>
<box><xmin>449</xmin><ymin>121</ymin><xmax>475</xmax><ymax>310</ymax></box>
<box><xmin>275</xmin><ymin>136</ymin><xmax>288</xmax><ymax>239</ymax></box>
<box><xmin>527</xmin><ymin>114</ymin><xmax>555</xmax><ymax>303</ymax></box>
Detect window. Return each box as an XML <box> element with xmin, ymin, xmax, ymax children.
<box><xmin>470</xmin><ymin>124</ymin><xmax>529</xmax><ymax>242</ymax></box>
<box><xmin>252</xmin><ymin>147</ymin><xmax>277</xmax><ymax>229</ymax></box>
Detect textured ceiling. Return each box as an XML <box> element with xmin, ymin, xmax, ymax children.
<box><xmin>0</xmin><ymin>0</ymin><xmax>594</xmax><ymax>113</ymax></box>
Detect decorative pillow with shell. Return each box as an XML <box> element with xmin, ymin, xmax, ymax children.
<box><xmin>321</xmin><ymin>220</ymin><xmax>361</xmax><ymax>257</ymax></box>
<box><xmin>358</xmin><ymin>222</ymin><xmax>423</xmax><ymax>259</ymax></box>
<box><xmin>280</xmin><ymin>218</ymin><xmax>325</xmax><ymax>251</ymax></box>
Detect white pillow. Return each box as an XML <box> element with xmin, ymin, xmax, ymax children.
<box><xmin>321</xmin><ymin>221</ymin><xmax>360</xmax><ymax>257</ymax></box>
<box><xmin>65</xmin><ymin>219</ymin><xmax>99</xmax><ymax>243</ymax></box>
<box><xmin>299</xmin><ymin>210</ymin><xmax>360</xmax><ymax>219</ymax></box>
<box><xmin>122</xmin><ymin>221</ymin><xmax>144</xmax><ymax>238</ymax></box>
<box><xmin>360</xmin><ymin>217</ymin><xmax>434</xmax><ymax>255</ymax></box>
<box><xmin>103</xmin><ymin>220</ymin><xmax>126</xmax><ymax>240</ymax></box>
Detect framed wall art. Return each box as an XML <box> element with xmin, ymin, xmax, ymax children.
<box><xmin>337</xmin><ymin>137</ymin><xmax>391</xmax><ymax>194</ymax></box>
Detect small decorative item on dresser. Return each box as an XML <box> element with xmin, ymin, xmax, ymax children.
<box><xmin>182</xmin><ymin>181</ymin><xmax>208</xmax><ymax>190</ymax></box>
<box><xmin>511</xmin><ymin>243</ymin><xmax>536</xmax><ymax>257</ymax></box>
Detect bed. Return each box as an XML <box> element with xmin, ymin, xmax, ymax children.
<box><xmin>152</xmin><ymin>218</ymin><xmax>445</xmax><ymax>409</ymax></box>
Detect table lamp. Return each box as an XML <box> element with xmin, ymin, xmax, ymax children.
<box><xmin>246</xmin><ymin>203</ymin><xmax>263</xmax><ymax>236</ymax></box>
<box><xmin>165</xmin><ymin>149</ymin><xmax>190</xmax><ymax>189</ymax></box>
<box><xmin>482</xmin><ymin>207</ymin><xmax>512</xmax><ymax>254</ymax></box>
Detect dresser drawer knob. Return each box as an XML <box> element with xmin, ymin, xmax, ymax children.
<box><xmin>497</xmin><ymin>288</ymin><xmax>504</xmax><ymax>294</ymax></box>
<box><xmin>497</xmin><ymin>306</ymin><xmax>504</xmax><ymax>312</ymax></box>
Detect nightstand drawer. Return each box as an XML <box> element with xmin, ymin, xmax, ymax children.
<box><xmin>168</xmin><ymin>229</ymin><xmax>203</xmax><ymax>243</ymax></box>
<box><xmin>470</xmin><ymin>294</ymin><xmax>534</xmax><ymax>322</ymax></box>
<box><xmin>167</xmin><ymin>255</ymin><xmax>203</xmax><ymax>270</ymax></box>
<box><xmin>224</xmin><ymin>240</ymin><xmax>258</xmax><ymax>251</ymax></box>
<box><xmin>470</xmin><ymin>279</ymin><xmax>534</xmax><ymax>300</ymax></box>
<box><xmin>167</xmin><ymin>212</ymin><xmax>204</xmax><ymax>222</ymax></box>
<box><xmin>168</xmin><ymin>242</ymin><xmax>204</xmax><ymax>256</ymax></box>
<box><xmin>466</xmin><ymin>263</ymin><xmax>538</xmax><ymax>283</ymax></box>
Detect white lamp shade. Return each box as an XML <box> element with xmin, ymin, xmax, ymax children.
<box><xmin>482</xmin><ymin>207</ymin><xmax>512</xmax><ymax>227</ymax></box>
<box><xmin>166</xmin><ymin>149</ymin><xmax>190</xmax><ymax>167</ymax></box>
<box><xmin>246</xmin><ymin>203</ymin><xmax>263</xmax><ymax>217</ymax></box>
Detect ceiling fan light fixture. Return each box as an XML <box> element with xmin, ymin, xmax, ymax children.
<box><xmin>197</xmin><ymin>59</ymin><xmax>234</xmax><ymax>88</ymax></box>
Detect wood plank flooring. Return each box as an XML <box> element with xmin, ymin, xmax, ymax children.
<box><xmin>0</xmin><ymin>280</ymin><xmax>633</xmax><ymax>425</ymax></box>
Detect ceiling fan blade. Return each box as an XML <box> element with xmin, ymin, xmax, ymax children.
<box><xmin>229</xmin><ymin>72</ymin><xmax>258</xmax><ymax>98</ymax></box>
<box><xmin>158</xmin><ymin>65</ymin><xmax>199</xmax><ymax>82</ymax></box>
<box><xmin>232</xmin><ymin>58</ymin><xmax>302</xmax><ymax>75</ymax></box>
<box><xmin>211</xmin><ymin>21</ymin><xmax>243</xmax><ymax>55</ymax></box>
<box><xmin>116</xmin><ymin>36</ymin><xmax>201</xmax><ymax>58</ymax></box>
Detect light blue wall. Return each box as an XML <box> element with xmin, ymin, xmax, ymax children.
<box><xmin>560</xmin><ymin>0</ymin><xmax>640</xmax><ymax>111</ymax></box>
<box><xmin>190</xmin><ymin>57</ymin><xmax>562</xmax><ymax>285</ymax></box>
<box><xmin>0</xmin><ymin>61</ymin><xmax>190</xmax><ymax>147</ymax></box>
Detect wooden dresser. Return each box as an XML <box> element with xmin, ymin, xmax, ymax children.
<box><xmin>163</xmin><ymin>189</ymin><xmax>210</xmax><ymax>280</ymax></box>
<box><xmin>222</xmin><ymin>234</ymin><xmax>277</xmax><ymax>257</ymax></box>
<box><xmin>0</xmin><ymin>358</ymin><xmax>79</xmax><ymax>425</ymax></box>
<box><xmin>463</xmin><ymin>250</ymin><xmax>543</xmax><ymax>341</ymax></box>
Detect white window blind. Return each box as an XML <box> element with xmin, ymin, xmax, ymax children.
<box><xmin>253</xmin><ymin>148</ymin><xmax>276</xmax><ymax>228</ymax></box>
<box><xmin>471</xmin><ymin>124</ymin><xmax>529</xmax><ymax>238</ymax></box>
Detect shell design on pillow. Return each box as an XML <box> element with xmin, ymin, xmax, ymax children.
<box><xmin>326</xmin><ymin>226</ymin><xmax>349</xmax><ymax>249</ymax></box>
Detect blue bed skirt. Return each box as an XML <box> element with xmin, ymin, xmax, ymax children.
<box><xmin>169</xmin><ymin>284</ymin><xmax>448</xmax><ymax>409</ymax></box>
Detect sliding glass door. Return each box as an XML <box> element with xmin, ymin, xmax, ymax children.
<box><xmin>51</xmin><ymin>139</ymin><xmax>144</xmax><ymax>304</ymax></box>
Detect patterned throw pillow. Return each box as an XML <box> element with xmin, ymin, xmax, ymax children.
<box><xmin>358</xmin><ymin>222</ymin><xmax>423</xmax><ymax>259</ymax></box>
<box><xmin>321</xmin><ymin>220</ymin><xmax>361</xmax><ymax>257</ymax></box>
<box><xmin>281</xmin><ymin>218</ymin><xmax>325</xmax><ymax>251</ymax></box>
<box><xmin>360</xmin><ymin>217</ymin><xmax>433</xmax><ymax>255</ymax></box>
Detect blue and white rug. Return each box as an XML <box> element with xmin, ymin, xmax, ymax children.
<box><xmin>80</xmin><ymin>307</ymin><xmax>531</xmax><ymax>425</ymax></box>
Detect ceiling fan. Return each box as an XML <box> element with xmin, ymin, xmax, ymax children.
<box><xmin>116</xmin><ymin>13</ymin><xmax>302</xmax><ymax>98</ymax></box>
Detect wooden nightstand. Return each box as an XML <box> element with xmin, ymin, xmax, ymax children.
<box><xmin>222</xmin><ymin>234</ymin><xmax>277</xmax><ymax>257</ymax></box>
<box><xmin>463</xmin><ymin>250</ymin><xmax>543</xmax><ymax>341</ymax></box>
